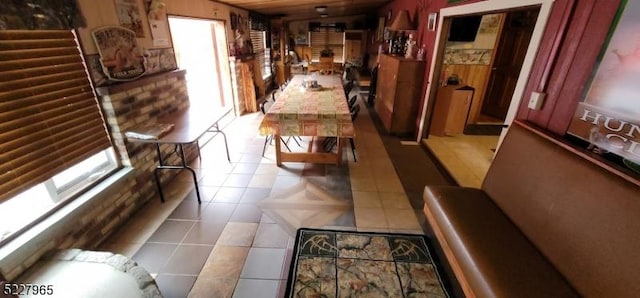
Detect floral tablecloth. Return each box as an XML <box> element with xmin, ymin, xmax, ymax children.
<box><xmin>259</xmin><ymin>75</ymin><xmax>355</xmax><ymax>137</ymax></box>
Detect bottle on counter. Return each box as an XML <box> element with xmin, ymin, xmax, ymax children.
<box><xmin>417</xmin><ymin>44</ymin><xmax>426</xmax><ymax>61</ymax></box>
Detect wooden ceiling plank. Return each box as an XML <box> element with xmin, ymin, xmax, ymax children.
<box><xmin>216</xmin><ymin>0</ymin><xmax>390</xmax><ymax>19</ymax></box>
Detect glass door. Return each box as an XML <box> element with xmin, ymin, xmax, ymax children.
<box><xmin>168</xmin><ymin>17</ymin><xmax>233</xmax><ymax>113</ymax></box>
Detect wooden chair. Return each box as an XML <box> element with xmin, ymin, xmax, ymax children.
<box><xmin>367</xmin><ymin>65</ymin><xmax>379</xmax><ymax>106</ymax></box>
<box><xmin>323</xmin><ymin>101</ymin><xmax>359</xmax><ymax>162</ymax></box>
<box><xmin>343</xmin><ymin>80</ymin><xmax>355</xmax><ymax>98</ymax></box>
<box><xmin>348</xmin><ymin>95</ymin><xmax>358</xmax><ymax>109</ymax></box>
<box><xmin>319</xmin><ymin>56</ymin><xmax>334</xmax><ymax>75</ymax></box>
<box><xmin>260</xmin><ymin>88</ymin><xmax>296</xmax><ymax>156</ymax></box>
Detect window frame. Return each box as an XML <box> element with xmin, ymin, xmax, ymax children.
<box><xmin>250</xmin><ymin>29</ymin><xmax>272</xmax><ymax>80</ymax></box>
<box><xmin>0</xmin><ymin>148</ymin><xmax>119</xmax><ymax>245</ymax></box>
<box><xmin>309</xmin><ymin>28</ymin><xmax>345</xmax><ymax>63</ymax></box>
<box><xmin>52</xmin><ymin>148</ymin><xmax>119</xmax><ymax>199</ymax></box>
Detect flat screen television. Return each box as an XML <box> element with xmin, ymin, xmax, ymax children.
<box><xmin>448</xmin><ymin>15</ymin><xmax>482</xmax><ymax>42</ymax></box>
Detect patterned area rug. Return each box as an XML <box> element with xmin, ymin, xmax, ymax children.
<box><xmin>285</xmin><ymin>228</ymin><xmax>450</xmax><ymax>297</ymax></box>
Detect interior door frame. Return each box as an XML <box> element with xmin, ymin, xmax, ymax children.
<box><xmin>416</xmin><ymin>0</ymin><xmax>555</xmax><ymax>149</ymax></box>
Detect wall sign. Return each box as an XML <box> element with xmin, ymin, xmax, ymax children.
<box><xmin>567</xmin><ymin>0</ymin><xmax>640</xmax><ymax>172</ymax></box>
<box><xmin>92</xmin><ymin>26</ymin><xmax>146</xmax><ymax>81</ymax></box>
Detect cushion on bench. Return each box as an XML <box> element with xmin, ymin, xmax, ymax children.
<box><xmin>423</xmin><ymin>185</ymin><xmax>578</xmax><ymax>298</ymax></box>
<box><xmin>483</xmin><ymin>123</ymin><xmax>640</xmax><ymax>297</ymax></box>
<box><xmin>423</xmin><ymin>121</ymin><xmax>640</xmax><ymax>297</ymax></box>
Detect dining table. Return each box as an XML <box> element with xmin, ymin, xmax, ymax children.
<box><xmin>258</xmin><ymin>75</ymin><xmax>355</xmax><ymax>166</ymax></box>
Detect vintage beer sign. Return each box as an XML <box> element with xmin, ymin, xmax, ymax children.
<box><xmin>92</xmin><ymin>26</ymin><xmax>146</xmax><ymax>81</ymax></box>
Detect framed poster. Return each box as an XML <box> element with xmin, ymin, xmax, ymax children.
<box><xmin>478</xmin><ymin>14</ymin><xmax>502</xmax><ymax>34</ymax></box>
<box><xmin>427</xmin><ymin>13</ymin><xmax>438</xmax><ymax>31</ymax></box>
<box><xmin>114</xmin><ymin>0</ymin><xmax>144</xmax><ymax>37</ymax></box>
<box><xmin>567</xmin><ymin>0</ymin><xmax>640</xmax><ymax>172</ymax></box>
<box><xmin>144</xmin><ymin>0</ymin><xmax>169</xmax><ymax>46</ymax></box>
<box><xmin>295</xmin><ymin>34</ymin><xmax>308</xmax><ymax>45</ymax></box>
<box><xmin>383</xmin><ymin>27</ymin><xmax>393</xmax><ymax>41</ymax></box>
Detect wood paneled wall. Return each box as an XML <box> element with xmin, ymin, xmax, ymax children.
<box><xmin>517</xmin><ymin>0</ymin><xmax>621</xmax><ymax>135</ymax></box>
<box><xmin>441</xmin><ymin>64</ymin><xmax>491</xmax><ymax>124</ymax></box>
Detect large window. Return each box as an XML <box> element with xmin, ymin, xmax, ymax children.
<box><xmin>0</xmin><ymin>30</ymin><xmax>117</xmax><ymax>244</ymax></box>
<box><xmin>250</xmin><ymin>30</ymin><xmax>272</xmax><ymax>80</ymax></box>
<box><xmin>0</xmin><ymin>149</ymin><xmax>117</xmax><ymax>242</ymax></box>
<box><xmin>310</xmin><ymin>28</ymin><xmax>345</xmax><ymax>63</ymax></box>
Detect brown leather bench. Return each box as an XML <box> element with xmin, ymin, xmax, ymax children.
<box><xmin>423</xmin><ymin>121</ymin><xmax>640</xmax><ymax>297</ymax></box>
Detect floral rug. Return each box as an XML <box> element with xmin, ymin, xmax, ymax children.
<box><xmin>285</xmin><ymin>228</ymin><xmax>450</xmax><ymax>297</ymax></box>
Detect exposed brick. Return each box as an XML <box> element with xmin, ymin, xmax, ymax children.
<box><xmin>155</xmin><ymin>79</ymin><xmax>168</xmax><ymax>87</ymax></box>
<box><xmin>51</xmin><ymin>248</ymin><xmax>82</xmax><ymax>261</ymax></box>
<box><xmin>4</xmin><ymin>265</ymin><xmax>25</xmax><ymax>281</ymax></box>
<box><xmin>108</xmin><ymin>92</ymin><xmax>128</xmax><ymax>102</ymax></box>
<box><xmin>126</xmin><ymin>87</ymin><xmax>143</xmax><ymax>96</ymax></box>
<box><xmin>99</xmin><ymin>214</ymin><xmax>121</xmax><ymax>236</ymax></box>
<box><xmin>142</xmin><ymin>83</ymin><xmax>158</xmax><ymax>92</ymax></box>
<box><xmin>6</xmin><ymin>73</ymin><xmax>196</xmax><ymax>281</ymax></box>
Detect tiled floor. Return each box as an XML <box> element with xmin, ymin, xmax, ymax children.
<box><xmin>423</xmin><ymin>134</ymin><xmax>499</xmax><ymax>188</ymax></box>
<box><xmin>99</xmin><ymin>92</ymin><xmax>453</xmax><ymax>297</ymax></box>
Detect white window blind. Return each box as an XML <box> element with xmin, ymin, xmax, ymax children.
<box><xmin>310</xmin><ymin>28</ymin><xmax>344</xmax><ymax>63</ymax></box>
<box><xmin>250</xmin><ymin>30</ymin><xmax>271</xmax><ymax>79</ymax></box>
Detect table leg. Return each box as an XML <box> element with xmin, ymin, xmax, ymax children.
<box><xmin>154</xmin><ymin>144</ymin><xmax>165</xmax><ymax>203</ymax></box>
<box><xmin>209</xmin><ymin>123</ymin><xmax>231</xmax><ymax>162</ymax></box>
<box><xmin>336</xmin><ymin>138</ymin><xmax>343</xmax><ymax>166</ymax></box>
<box><xmin>153</xmin><ymin>143</ymin><xmax>202</xmax><ymax>204</ymax></box>
<box><xmin>153</xmin><ymin>168</ymin><xmax>165</xmax><ymax>203</ymax></box>
<box><xmin>275</xmin><ymin>133</ymin><xmax>282</xmax><ymax>166</ymax></box>
<box><xmin>179</xmin><ymin>144</ymin><xmax>201</xmax><ymax>204</ymax></box>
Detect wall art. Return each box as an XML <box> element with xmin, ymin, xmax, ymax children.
<box><xmin>92</xmin><ymin>26</ymin><xmax>146</xmax><ymax>81</ymax></box>
<box><xmin>114</xmin><ymin>0</ymin><xmax>145</xmax><ymax>37</ymax></box>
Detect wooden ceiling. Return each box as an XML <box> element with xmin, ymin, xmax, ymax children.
<box><xmin>214</xmin><ymin>0</ymin><xmax>391</xmax><ymax>21</ymax></box>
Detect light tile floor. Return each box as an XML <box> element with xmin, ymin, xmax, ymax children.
<box><xmin>423</xmin><ymin>134</ymin><xmax>499</xmax><ymax>188</ymax></box>
<box><xmin>99</xmin><ymin>98</ymin><xmax>427</xmax><ymax>298</ymax></box>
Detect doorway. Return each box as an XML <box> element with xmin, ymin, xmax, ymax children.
<box><xmin>418</xmin><ymin>0</ymin><xmax>553</xmax><ymax>186</ymax></box>
<box><xmin>168</xmin><ymin>17</ymin><xmax>233</xmax><ymax>114</ymax></box>
<box><xmin>481</xmin><ymin>8</ymin><xmax>539</xmax><ymax>122</ymax></box>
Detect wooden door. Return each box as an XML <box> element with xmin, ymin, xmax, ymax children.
<box><xmin>345</xmin><ymin>40</ymin><xmax>361</xmax><ymax>64</ymax></box>
<box><xmin>481</xmin><ymin>8</ymin><xmax>539</xmax><ymax>120</ymax></box>
<box><xmin>240</xmin><ymin>61</ymin><xmax>257</xmax><ymax>113</ymax></box>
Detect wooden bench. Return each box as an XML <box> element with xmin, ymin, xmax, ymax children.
<box><xmin>423</xmin><ymin>120</ymin><xmax>640</xmax><ymax>297</ymax></box>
